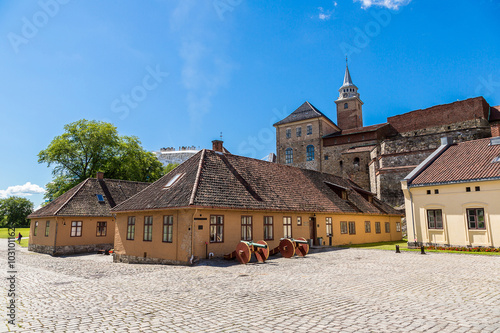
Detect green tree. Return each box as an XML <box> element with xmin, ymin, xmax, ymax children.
<box><xmin>39</xmin><ymin>119</ymin><xmax>166</xmax><ymax>201</ymax></box>
<box><xmin>0</xmin><ymin>196</ymin><xmax>34</xmax><ymax>228</ymax></box>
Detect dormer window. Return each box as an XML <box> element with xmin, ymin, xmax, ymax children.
<box><xmin>164</xmin><ymin>173</ymin><xmax>184</xmax><ymax>189</ymax></box>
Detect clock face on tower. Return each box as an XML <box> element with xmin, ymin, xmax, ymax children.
<box><xmin>343</xmin><ymin>93</ymin><xmax>348</xmax><ymax>98</ymax></box>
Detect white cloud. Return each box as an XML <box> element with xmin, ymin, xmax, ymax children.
<box><xmin>317</xmin><ymin>7</ymin><xmax>334</xmax><ymax>21</ymax></box>
<box><xmin>0</xmin><ymin>182</ymin><xmax>46</xmax><ymax>199</ymax></box>
<box><xmin>354</xmin><ymin>0</ymin><xmax>411</xmax><ymax>9</ymax></box>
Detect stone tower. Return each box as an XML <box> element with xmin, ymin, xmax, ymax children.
<box><xmin>335</xmin><ymin>61</ymin><xmax>363</xmax><ymax>130</ymax></box>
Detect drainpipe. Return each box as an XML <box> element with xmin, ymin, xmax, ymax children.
<box><xmin>408</xmin><ymin>187</ymin><xmax>417</xmax><ymax>248</ymax></box>
<box><xmin>190</xmin><ymin>208</ymin><xmax>199</xmax><ymax>264</ymax></box>
<box><xmin>53</xmin><ymin>217</ymin><xmax>58</xmax><ymax>256</ymax></box>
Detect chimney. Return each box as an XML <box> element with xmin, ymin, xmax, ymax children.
<box><xmin>96</xmin><ymin>172</ymin><xmax>104</xmax><ymax>180</ymax></box>
<box><xmin>212</xmin><ymin>140</ymin><xmax>223</xmax><ymax>153</ymax></box>
<box><xmin>491</xmin><ymin>123</ymin><xmax>500</xmax><ymax>138</ymax></box>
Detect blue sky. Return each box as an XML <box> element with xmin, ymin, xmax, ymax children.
<box><xmin>1</xmin><ymin>0</ymin><xmax>499</xmax><ymax>208</ymax></box>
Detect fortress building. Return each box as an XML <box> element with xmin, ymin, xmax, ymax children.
<box><xmin>274</xmin><ymin>63</ymin><xmax>500</xmax><ymax>207</ymax></box>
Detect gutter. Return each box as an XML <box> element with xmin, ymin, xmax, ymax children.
<box><xmin>408</xmin><ymin>176</ymin><xmax>500</xmax><ymax>188</ymax></box>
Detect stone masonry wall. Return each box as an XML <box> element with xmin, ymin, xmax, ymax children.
<box><xmin>29</xmin><ymin>243</ymin><xmax>113</xmax><ymax>256</ymax></box>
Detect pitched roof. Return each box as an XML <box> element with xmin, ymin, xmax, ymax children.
<box><xmin>323</xmin><ymin>123</ymin><xmax>389</xmax><ymax>138</ymax></box>
<box><xmin>409</xmin><ymin>137</ymin><xmax>500</xmax><ymax>186</ymax></box>
<box><xmin>342</xmin><ymin>64</ymin><xmax>355</xmax><ymax>88</ymax></box>
<box><xmin>113</xmin><ymin>150</ymin><xmax>401</xmax><ymax>216</ymax></box>
<box><xmin>28</xmin><ymin>178</ymin><xmax>150</xmax><ymax>218</ymax></box>
<box><xmin>273</xmin><ymin>101</ymin><xmax>337</xmax><ymax>127</ymax></box>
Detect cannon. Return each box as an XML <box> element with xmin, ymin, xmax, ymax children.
<box><xmin>234</xmin><ymin>240</ymin><xmax>270</xmax><ymax>264</ymax></box>
<box><xmin>278</xmin><ymin>237</ymin><xmax>310</xmax><ymax>258</ymax></box>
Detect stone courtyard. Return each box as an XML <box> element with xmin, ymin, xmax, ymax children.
<box><xmin>3</xmin><ymin>242</ymin><xmax>500</xmax><ymax>333</ymax></box>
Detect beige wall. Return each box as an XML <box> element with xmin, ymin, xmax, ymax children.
<box><xmin>115</xmin><ymin>208</ymin><xmax>402</xmax><ymax>264</ymax></box>
<box><xmin>29</xmin><ymin>216</ymin><xmax>115</xmax><ymax>247</ymax></box>
<box><xmin>403</xmin><ymin>180</ymin><xmax>500</xmax><ymax>247</ymax></box>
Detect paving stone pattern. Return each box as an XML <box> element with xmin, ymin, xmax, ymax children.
<box><xmin>2</xmin><ymin>243</ymin><xmax>500</xmax><ymax>332</ymax></box>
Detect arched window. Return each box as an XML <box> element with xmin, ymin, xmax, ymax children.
<box><xmin>306</xmin><ymin>145</ymin><xmax>315</xmax><ymax>161</ymax></box>
<box><xmin>344</xmin><ymin>103</ymin><xmax>348</xmax><ymax>109</ymax></box>
<box><xmin>354</xmin><ymin>157</ymin><xmax>360</xmax><ymax>168</ymax></box>
<box><xmin>285</xmin><ymin>148</ymin><xmax>293</xmax><ymax>164</ymax></box>
<box><xmin>339</xmin><ymin>161</ymin><xmax>343</xmax><ymax>173</ymax></box>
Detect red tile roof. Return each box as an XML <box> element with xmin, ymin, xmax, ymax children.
<box><xmin>410</xmin><ymin>138</ymin><xmax>500</xmax><ymax>186</ymax></box>
<box><xmin>113</xmin><ymin>150</ymin><xmax>401</xmax><ymax>216</ymax></box>
<box><xmin>28</xmin><ymin>178</ymin><xmax>150</xmax><ymax>218</ymax></box>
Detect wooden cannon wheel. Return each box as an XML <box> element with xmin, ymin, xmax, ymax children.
<box><xmin>294</xmin><ymin>237</ymin><xmax>309</xmax><ymax>257</ymax></box>
<box><xmin>279</xmin><ymin>238</ymin><xmax>295</xmax><ymax>258</ymax></box>
<box><xmin>254</xmin><ymin>240</ymin><xmax>269</xmax><ymax>263</ymax></box>
<box><xmin>235</xmin><ymin>242</ymin><xmax>251</xmax><ymax>264</ymax></box>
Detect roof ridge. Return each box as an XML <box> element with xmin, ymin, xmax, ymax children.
<box><xmin>189</xmin><ymin>149</ymin><xmax>206</xmax><ymax>205</ymax></box>
<box><xmin>102</xmin><ymin>178</ymin><xmax>150</xmax><ymax>185</ymax></box>
<box><xmin>53</xmin><ymin>178</ymin><xmax>89</xmax><ymax>216</ymax></box>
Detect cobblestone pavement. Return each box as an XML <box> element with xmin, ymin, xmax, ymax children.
<box><xmin>2</xmin><ymin>241</ymin><xmax>500</xmax><ymax>333</ymax></box>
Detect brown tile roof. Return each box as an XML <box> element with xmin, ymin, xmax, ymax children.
<box><xmin>409</xmin><ymin>138</ymin><xmax>500</xmax><ymax>186</ymax></box>
<box><xmin>323</xmin><ymin>123</ymin><xmax>388</xmax><ymax>138</ymax></box>
<box><xmin>388</xmin><ymin>97</ymin><xmax>490</xmax><ymax>133</ymax></box>
<box><xmin>28</xmin><ymin>178</ymin><xmax>150</xmax><ymax>218</ymax></box>
<box><xmin>113</xmin><ymin>150</ymin><xmax>401</xmax><ymax>216</ymax></box>
<box><xmin>273</xmin><ymin>101</ymin><xmax>337</xmax><ymax>127</ymax></box>
<box><xmin>490</xmin><ymin>106</ymin><xmax>500</xmax><ymax>121</ymax></box>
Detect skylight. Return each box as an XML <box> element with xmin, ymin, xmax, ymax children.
<box><xmin>96</xmin><ymin>194</ymin><xmax>105</xmax><ymax>202</ymax></box>
<box><xmin>164</xmin><ymin>173</ymin><xmax>184</xmax><ymax>188</ymax></box>
<box><xmin>492</xmin><ymin>156</ymin><xmax>500</xmax><ymax>163</ymax></box>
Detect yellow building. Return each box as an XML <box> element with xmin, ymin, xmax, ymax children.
<box><xmin>402</xmin><ymin>135</ymin><xmax>500</xmax><ymax>248</ymax></box>
<box><xmin>28</xmin><ymin>173</ymin><xmax>149</xmax><ymax>255</ymax></box>
<box><xmin>112</xmin><ymin>144</ymin><xmax>402</xmax><ymax>265</ymax></box>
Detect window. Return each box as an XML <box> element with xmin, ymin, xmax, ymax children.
<box><xmin>466</xmin><ymin>187</ymin><xmax>471</xmax><ymax>192</ymax></box>
<box><xmin>241</xmin><ymin>216</ymin><xmax>252</xmax><ymax>241</ymax></box>
<box><xmin>127</xmin><ymin>216</ymin><xmax>135</xmax><ymax>240</ymax></box>
<box><xmin>348</xmin><ymin>221</ymin><xmax>356</xmax><ymax>235</ymax></box>
<box><xmin>375</xmin><ymin>222</ymin><xmax>381</xmax><ymax>234</ymax></box>
<box><xmin>353</xmin><ymin>157</ymin><xmax>360</xmax><ymax>167</ymax></box>
<box><xmin>45</xmin><ymin>221</ymin><xmax>50</xmax><ymax>237</ymax></box>
<box><xmin>283</xmin><ymin>217</ymin><xmax>292</xmax><ymax>238</ymax></box>
<box><xmin>96</xmin><ymin>222</ymin><xmax>107</xmax><ymax>237</ymax></box>
<box><xmin>163</xmin><ymin>216</ymin><xmax>173</xmax><ymax>243</ymax></box>
<box><xmin>210</xmin><ymin>215</ymin><xmax>224</xmax><ymax>243</ymax></box>
<box><xmin>307</xmin><ymin>125</ymin><xmax>312</xmax><ymax>135</ymax></box>
<box><xmin>344</xmin><ymin>102</ymin><xmax>348</xmax><ymax>109</ymax></box>
<box><xmin>306</xmin><ymin>145</ymin><xmax>315</xmax><ymax>161</ymax></box>
<box><xmin>96</xmin><ymin>194</ymin><xmax>105</xmax><ymax>202</ymax></box>
<box><xmin>34</xmin><ymin>221</ymin><xmax>38</xmax><ymax>236</ymax></box>
<box><xmin>326</xmin><ymin>217</ymin><xmax>332</xmax><ymax>236</ymax></box>
<box><xmin>475</xmin><ymin>186</ymin><xmax>480</xmax><ymax>192</ymax></box>
<box><xmin>285</xmin><ymin>148</ymin><xmax>293</xmax><ymax>164</ymax></box>
<box><xmin>340</xmin><ymin>221</ymin><xmax>348</xmax><ymax>234</ymax></box>
<box><xmin>385</xmin><ymin>222</ymin><xmax>390</xmax><ymax>233</ymax></box>
<box><xmin>396</xmin><ymin>222</ymin><xmax>401</xmax><ymax>232</ymax></box>
<box><xmin>297</xmin><ymin>216</ymin><xmax>302</xmax><ymax>226</ymax></box>
<box><xmin>143</xmin><ymin>216</ymin><xmax>153</xmax><ymax>241</ymax></box>
<box><xmin>164</xmin><ymin>173</ymin><xmax>184</xmax><ymax>188</ymax></box>
<box><xmin>296</xmin><ymin>127</ymin><xmax>301</xmax><ymax>137</ymax></box>
<box><xmin>365</xmin><ymin>221</ymin><xmax>371</xmax><ymax>233</ymax></box>
<box><xmin>434</xmin><ymin>189</ymin><xmax>439</xmax><ymax>194</ymax></box>
<box><xmin>71</xmin><ymin>221</ymin><xmax>82</xmax><ymax>237</ymax></box>
<box><xmin>286</xmin><ymin>128</ymin><xmax>291</xmax><ymax>139</ymax></box>
<box><xmin>324</xmin><ymin>155</ymin><xmax>329</xmax><ymax>160</ymax></box>
<box><xmin>427</xmin><ymin>209</ymin><xmax>443</xmax><ymax>229</ymax></box>
<box><xmin>467</xmin><ymin>208</ymin><xmax>485</xmax><ymax>229</ymax></box>
<box><xmin>427</xmin><ymin>190</ymin><xmax>431</xmax><ymax>195</ymax></box>
<box><xmin>264</xmin><ymin>216</ymin><xmax>273</xmax><ymax>241</ymax></box>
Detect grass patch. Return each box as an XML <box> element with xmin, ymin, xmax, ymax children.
<box><xmin>339</xmin><ymin>240</ymin><xmax>500</xmax><ymax>255</ymax></box>
<box><xmin>19</xmin><ymin>239</ymin><xmax>29</xmax><ymax>248</ymax></box>
<box><xmin>0</xmin><ymin>228</ymin><xmax>30</xmax><ymax>239</ymax></box>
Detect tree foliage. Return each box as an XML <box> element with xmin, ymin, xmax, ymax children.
<box><xmin>39</xmin><ymin>119</ymin><xmax>167</xmax><ymax>201</ymax></box>
<box><xmin>0</xmin><ymin>196</ymin><xmax>34</xmax><ymax>228</ymax></box>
